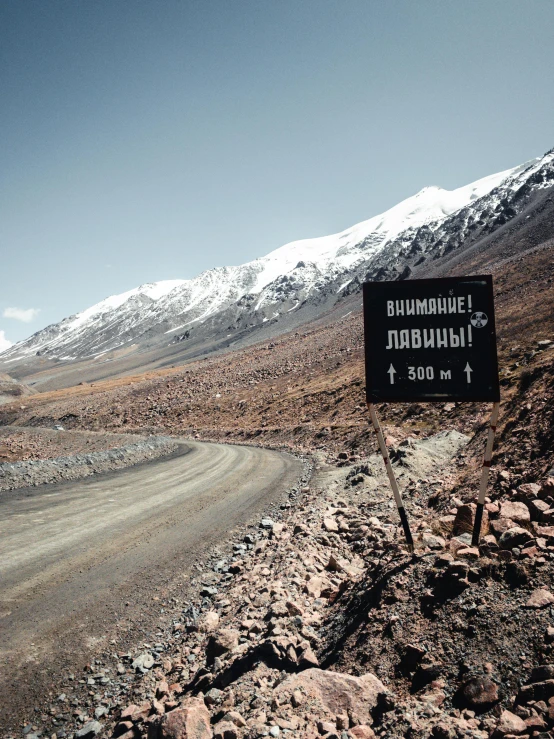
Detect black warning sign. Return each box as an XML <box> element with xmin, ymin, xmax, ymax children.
<box><xmin>363</xmin><ymin>275</ymin><xmax>500</xmax><ymax>402</ymax></box>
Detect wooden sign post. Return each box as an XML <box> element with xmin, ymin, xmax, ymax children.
<box><xmin>363</xmin><ymin>276</ymin><xmax>501</xmax><ymax>551</ymax></box>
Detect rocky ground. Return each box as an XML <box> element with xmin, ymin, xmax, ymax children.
<box><xmin>0</xmin><ymin>427</ymin><xmax>179</xmax><ymax>491</ymax></box>
<box><xmin>8</xmin><ymin>430</ymin><xmax>554</xmax><ymax>739</ymax></box>
<box><xmin>0</xmin><ymin>428</ymin><xmax>147</xmax><ymax>463</ymax></box>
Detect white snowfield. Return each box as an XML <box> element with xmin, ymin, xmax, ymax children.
<box><xmin>2</xmin><ymin>149</ymin><xmax>552</xmax><ymax>362</ymax></box>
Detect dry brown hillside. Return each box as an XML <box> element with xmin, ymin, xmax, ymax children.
<box><xmin>1</xmin><ymin>239</ymin><xmax>552</xmax><ymax>502</ymax></box>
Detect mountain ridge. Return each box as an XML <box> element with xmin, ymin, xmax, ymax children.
<box><xmin>2</xmin><ymin>149</ymin><xmax>553</xmax><ymax>369</ymax></box>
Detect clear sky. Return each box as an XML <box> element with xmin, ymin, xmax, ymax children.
<box><xmin>1</xmin><ymin>0</ymin><xmax>553</xmax><ymax>347</ymax></box>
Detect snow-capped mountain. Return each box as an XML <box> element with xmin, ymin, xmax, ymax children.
<box><xmin>2</xmin><ymin>148</ymin><xmax>553</xmax><ymax>366</ymax></box>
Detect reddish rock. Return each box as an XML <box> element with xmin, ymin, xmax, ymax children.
<box><xmin>274</xmin><ymin>668</ymin><xmax>389</xmax><ymax>725</ymax></box>
<box><xmin>156</xmin><ymin>681</ymin><xmax>169</xmax><ymax>699</ymax></box>
<box><xmin>349</xmin><ymin>727</ymin><xmax>376</xmax><ymax>739</ymax></box>
<box><xmin>127</xmin><ymin>703</ymin><xmax>150</xmax><ymax>723</ymax></box>
<box><xmin>304</xmin><ymin>576</ymin><xmax>330</xmax><ymax>599</ymax></box>
<box><xmin>121</xmin><ymin>705</ymin><xmax>140</xmax><ymax>720</ymax></box>
<box><xmin>269</xmin><ymin>600</ymin><xmax>289</xmax><ymax>618</ymax></box>
<box><xmin>526</xmin><ymin>589</ymin><xmax>554</xmax><ymax>608</ymax></box>
<box><xmin>198</xmin><ymin>611</ymin><xmax>220</xmax><ymax>633</ymax></box>
<box><xmin>323</xmin><ymin>517</ymin><xmax>339</xmax><ymax>533</ymax></box>
<box><xmin>206</xmin><ymin>629</ymin><xmax>240</xmax><ymax>661</ymax></box>
<box><xmin>456</xmin><ymin>547</ymin><xmax>480</xmax><ymax>559</ymax></box>
<box><xmin>152</xmin><ymin>699</ymin><xmax>165</xmax><ymax>716</ymax></box>
<box><xmin>518</xmin><ymin>678</ymin><xmax>554</xmax><ymax>703</ymax></box>
<box><xmin>495</xmin><ymin>709</ymin><xmax>527</xmax><ymax>734</ymax></box>
<box><xmin>453</xmin><ymin>504</ymin><xmax>485</xmax><ymax>536</ymax></box>
<box><xmin>438</xmin><ymin>514</ymin><xmax>455</xmax><ymax>530</ymax></box>
<box><xmin>336</xmin><ymin>713</ymin><xmax>349</xmax><ymax>730</ymax></box>
<box><xmin>520</xmin><ymin>545</ymin><xmax>538</xmax><ymax>559</ymax></box>
<box><xmin>532</xmin><ymin>525</ymin><xmax>554</xmax><ymax>542</ymax></box>
<box><xmin>298</xmin><ymin>645</ymin><xmax>319</xmax><ymax>669</ymax></box>
<box><xmin>490</xmin><ymin>518</ymin><xmax>518</xmax><ymax>537</ymax></box>
<box><xmin>317</xmin><ymin>720</ymin><xmax>336</xmax><ymax>734</ymax></box>
<box><xmin>221</xmin><ymin>711</ymin><xmax>246</xmax><ymax>728</ymax></box>
<box><xmin>486</xmin><ymin>502</ymin><xmax>500</xmax><ymax>515</ymax></box>
<box><xmin>212</xmin><ymin>721</ymin><xmax>237</xmax><ymax>739</ymax></box>
<box><xmin>499</xmin><ymin>501</ymin><xmax>531</xmax><ymax>524</ymax></box>
<box><xmin>462</xmin><ymin>676</ymin><xmax>499</xmax><ymax>706</ymax></box>
<box><xmin>525</xmin><ymin>711</ymin><xmax>547</xmax><ymax>730</ymax></box>
<box><xmin>421</xmin><ymin>533</ymin><xmax>446</xmax><ymax>550</ymax></box>
<box><xmin>450</xmin><ymin>538</ymin><xmax>472</xmax><ymax>557</ymax></box>
<box><xmin>518</xmin><ymin>482</ymin><xmax>542</xmax><ymax>499</ymax></box>
<box><xmin>286</xmin><ymin>600</ymin><xmax>303</xmax><ymax>616</ymax></box>
<box><xmin>483</xmin><ymin>534</ymin><xmax>498</xmax><ymax>546</ymax></box>
<box><xmin>158</xmin><ymin>698</ymin><xmax>212</xmax><ymax>739</ymax></box>
<box><xmin>528</xmin><ymin>499</ymin><xmax>550</xmax><ymax>522</ymax></box>
<box><xmin>291</xmin><ymin>689</ymin><xmax>304</xmax><ymax>707</ymax></box>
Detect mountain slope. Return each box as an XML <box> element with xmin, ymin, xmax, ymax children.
<box><xmin>1</xmin><ymin>149</ymin><xmax>553</xmax><ymax>372</ymax></box>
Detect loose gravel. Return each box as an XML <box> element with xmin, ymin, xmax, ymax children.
<box><xmin>0</xmin><ymin>433</ymin><xmax>179</xmax><ymax>491</ymax></box>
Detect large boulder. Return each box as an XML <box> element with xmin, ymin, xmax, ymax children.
<box><xmin>528</xmin><ymin>499</ymin><xmax>550</xmax><ymax>522</ymax></box>
<box><xmin>499</xmin><ymin>501</ymin><xmax>530</xmax><ymax>524</ymax></box>
<box><xmin>530</xmin><ymin>665</ymin><xmax>554</xmax><ymax>683</ymax></box>
<box><xmin>498</xmin><ymin>527</ymin><xmax>533</xmax><ymax>550</ymax></box>
<box><xmin>453</xmin><ymin>503</ymin><xmax>488</xmax><ymax>536</ymax></box>
<box><xmin>495</xmin><ymin>709</ymin><xmax>527</xmax><ymax>735</ymax></box>
<box><xmin>198</xmin><ymin>611</ymin><xmax>220</xmax><ymax>633</ymax></box>
<box><xmin>156</xmin><ymin>698</ymin><xmax>212</xmax><ymax>739</ymax></box>
<box><xmin>274</xmin><ymin>668</ymin><xmax>390</xmax><ymax>726</ymax></box>
<box><xmin>206</xmin><ymin>629</ymin><xmax>240</xmax><ymax>662</ymax></box>
<box><xmin>517</xmin><ymin>482</ymin><xmax>542</xmax><ymax>500</ymax></box>
<box><xmin>526</xmin><ymin>589</ymin><xmax>554</xmax><ymax>608</ymax></box>
<box><xmin>461</xmin><ymin>676</ymin><xmax>499</xmax><ymax>707</ymax></box>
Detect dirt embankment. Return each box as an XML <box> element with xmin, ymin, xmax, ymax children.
<box><xmin>0</xmin><ymin>427</ymin><xmax>179</xmax><ymax>491</ymax></box>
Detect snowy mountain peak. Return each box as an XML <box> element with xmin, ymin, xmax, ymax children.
<box><xmin>2</xmin><ymin>149</ymin><xmax>552</xmax><ymax>365</ymax></box>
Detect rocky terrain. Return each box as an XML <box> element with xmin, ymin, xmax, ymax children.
<box><xmin>7</xmin><ymin>433</ymin><xmax>554</xmax><ymax>739</ymax></box>
<box><xmin>0</xmin><ymin>427</ymin><xmax>144</xmax><ymax>463</ymax></box>
<box><xmin>0</xmin><ymin>427</ymin><xmax>179</xmax><ymax>491</ymax></box>
<box><xmin>1</xmin><ymin>152</ymin><xmax>553</xmax><ymax>739</ymax></box>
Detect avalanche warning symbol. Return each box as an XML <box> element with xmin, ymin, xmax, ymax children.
<box><xmin>471</xmin><ymin>312</ymin><xmax>488</xmax><ymax>328</ymax></box>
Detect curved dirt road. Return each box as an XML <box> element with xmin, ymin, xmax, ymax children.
<box><xmin>0</xmin><ymin>440</ymin><xmax>303</xmax><ymax>729</ymax></box>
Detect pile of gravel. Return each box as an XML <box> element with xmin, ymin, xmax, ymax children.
<box><xmin>0</xmin><ymin>435</ymin><xmax>180</xmax><ymax>492</ymax></box>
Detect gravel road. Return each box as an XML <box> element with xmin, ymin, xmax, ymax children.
<box><xmin>0</xmin><ymin>439</ymin><xmax>304</xmax><ymax>729</ymax></box>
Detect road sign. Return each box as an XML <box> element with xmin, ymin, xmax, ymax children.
<box><xmin>363</xmin><ymin>275</ymin><xmax>500</xmax><ymax>402</ymax></box>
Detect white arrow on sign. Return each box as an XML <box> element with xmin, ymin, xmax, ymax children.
<box><xmin>464</xmin><ymin>362</ymin><xmax>473</xmax><ymax>383</ymax></box>
<box><xmin>388</xmin><ymin>364</ymin><xmax>397</xmax><ymax>384</ymax></box>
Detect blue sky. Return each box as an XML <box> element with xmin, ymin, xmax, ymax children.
<box><xmin>1</xmin><ymin>0</ymin><xmax>553</xmax><ymax>347</ymax></box>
